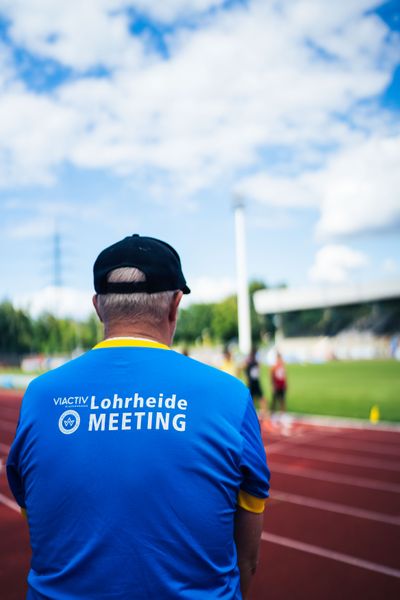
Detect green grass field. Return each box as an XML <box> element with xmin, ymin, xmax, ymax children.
<box><xmin>2</xmin><ymin>359</ymin><xmax>399</xmax><ymax>422</ymax></box>
<box><xmin>260</xmin><ymin>360</ymin><xmax>400</xmax><ymax>422</ymax></box>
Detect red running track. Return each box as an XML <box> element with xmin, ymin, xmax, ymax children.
<box><xmin>0</xmin><ymin>390</ymin><xmax>399</xmax><ymax>599</ymax></box>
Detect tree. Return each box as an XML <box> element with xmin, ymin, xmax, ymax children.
<box><xmin>175</xmin><ymin>280</ymin><xmax>271</xmax><ymax>345</ymax></box>
<box><xmin>0</xmin><ymin>301</ymin><xmax>33</xmax><ymax>354</ymax></box>
<box><xmin>211</xmin><ymin>295</ymin><xmax>238</xmax><ymax>343</ymax></box>
<box><xmin>33</xmin><ymin>314</ymin><xmax>79</xmax><ymax>354</ymax></box>
<box><xmin>80</xmin><ymin>312</ymin><xmax>103</xmax><ymax>349</ymax></box>
<box><xmin>175</xmin><ymin>303</ymin><xmax>215</xmax><ymax>344</ymax></box>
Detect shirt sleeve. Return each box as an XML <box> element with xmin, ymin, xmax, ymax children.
<box><xmin>238</xmin><ymin>394</ymin><xmax>270</xmax><ymax>510</ymax></box>
<box><xmin>6</xmin><ymin>459</ymin><xmax>26</xmax><ymax>509</ymax></box>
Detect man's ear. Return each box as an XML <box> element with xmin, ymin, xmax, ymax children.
<box><xmin>169</xmin><ymin>291</ymin><xmax>183</xmax><ymax>324</ymax></box>
<box><xmin>92</xmin><ymin>294</ymin><xmax>103</xmax><ymax>323</ymax></box>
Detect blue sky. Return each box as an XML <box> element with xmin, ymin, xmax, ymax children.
<box><xmin>0</xmin><ymin>0</ymin><xmax>399</xmax><ymax>319</ymax></box>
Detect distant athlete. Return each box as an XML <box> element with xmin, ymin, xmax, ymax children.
<box><xmin>220</xmin><ymin>346</ymin><xmax>238</xmax><ymax>377</ymax></box>
<box><xmin>271</xmin><ymin>351</ymin><xmax>287</xmax><ymax>412</ymax></box>
<box><xmin>7</xmin><ymin>234</ymin><xmax>270</xmax><ymax>600</ymax></box>
<box><xmin>245</xmin><ymin>348</ymin><xmax>268</xmax><ymax>418</ymax></box>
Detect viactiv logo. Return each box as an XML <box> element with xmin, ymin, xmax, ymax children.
<box><xmin>59</xmin><ymin>410</ymin><xmax>80</xmax><ymax>435</ymax></box>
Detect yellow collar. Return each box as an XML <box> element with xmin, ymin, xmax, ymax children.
<box><xmin>93</xmin><ymin>338</ymin><xmax>170</xmax><ymax>350</ymax></box>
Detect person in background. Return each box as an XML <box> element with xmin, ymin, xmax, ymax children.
<box><xmin>221</xmin><ymin>346</ymin><xmax>238</xmax><ymax>377</ymax></box>
<box><xmin>270</xmin><ymin>351</ymin><xmax>287</xmax><ymax>413</ymax></box>
<box><xmin>7</xmin><ymin>234</ymin><xmax>270</xmax><ymax>600</ymax></box>
<box><xmin>245</xmin><ymin>348</ymin><xmax>268</xmax><ymax>419</ymax></box>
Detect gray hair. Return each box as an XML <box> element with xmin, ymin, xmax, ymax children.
<box><xmin>96</xmin><ymin>267</ymin><xmax>176</xmax><ymax>324</ymax></box>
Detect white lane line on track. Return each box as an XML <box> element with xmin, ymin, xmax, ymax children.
<box><xmin>302</xmin><ymin>438</ymin><xmax>400</xmax><ymax>458</ymax></box>
<box><xmin>271</xmin><ymin>464</ymin><xmax>400</xmax><ymax>494</ymax></box>
<box><xmin>330</xmin><ymin>432</ymin><xmax>400</xmax><ymax>447</ymax></box>
<box><xmin>266</xmin><ymin>432</ymin><xmax>333</xmax><ymax>455</ymax></box>
<box><xmin>288</xmin><ymin>414</ymin><xmax>400</xmax><ymax>434</ymax></box>
<box><xmin>270</xmin><ymin>447</ymin><xmax>400</xmax><ymax>472</ymax></box>
<box><xmin>261</xmin><ymin>532</ymin><xmax>400</xmax><ymax>579</ymax></box>
<box><xmin>271</xmin><ymin>490</ymin><xmax>400</xmax><ymax>526</ymax></box>
<box><xmin>0</xmin><ymin>492</ymin><xmax>19</xmax><ymax>513</ymax></box>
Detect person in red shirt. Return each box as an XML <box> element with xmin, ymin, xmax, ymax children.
<box><xmin>270</xmin><ymin>351</ymin><xmax>287</xmax><ymax>413</ymax></box>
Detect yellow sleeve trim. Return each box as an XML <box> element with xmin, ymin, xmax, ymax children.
<box><xmin>93</xmin><ymin>339</ymin><xmax>170</xmax><ymax>350</ymax></box>
<box><xmin>21</xmin><ymin>508</ymin><xmax>27</xmax><ymax>519</ymax></box>
<box><xmin>238</xmin><ymin>490</ymin><xmax>267</xmax><ymax>514</ymax></box>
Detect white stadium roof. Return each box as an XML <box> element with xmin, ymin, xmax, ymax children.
<box><xmin>253</xmin><ymin>280</ymin><xmax>400</xmax><ymax>315</ymax></box>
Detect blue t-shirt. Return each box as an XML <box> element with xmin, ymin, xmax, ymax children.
<box><xmin>7</xmin><ymin>339</ymin><xmax>270</xmax><ymax>600</ymax></box>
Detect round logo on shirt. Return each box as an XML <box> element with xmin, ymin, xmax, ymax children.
<box><xmin>59</xmin><ymin>410</ymin><xmax>80</xmax><ymax>435</ymax></box>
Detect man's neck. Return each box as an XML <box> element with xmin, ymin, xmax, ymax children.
<box><xmin>103</xmin><ymin>323</ymin><xmax>171</xmax><ymax>347</ymax></box>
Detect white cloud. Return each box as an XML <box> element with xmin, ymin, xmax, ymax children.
<box><xmin>2</xmin><ymin>198</ymin><xmax>138</xmax><ymax>241</ymax></box>
<box><xmin>240</xmin><ymin>133</ymin><xmax>400</xmax><ymax>238</ymax></box>
<box><xmin>182</xmin><ymin>276</ymin><xmax>236</xmax><ymax>305</ymax></box>
<box><xmin>382</xmin><ymin>258</ymin><xmax>398</xmax><ymax>274</ymax></box>
<box><xmin>0</xmin><ymin>90</ymin><xmax>82</xmax><ymax>187</ymax></box>
<box><xmin>0</xmin><ymin>0</ymin><xmax>398</xmax><ymax>227</ymax></box>
<box><xmin>132</xmin><ymin>0</ymin><xmax>225</xmax><ymax>22</ymax></box>
<box><xmin>247</xmin><ymin>212</ymin><xmax>298</xmax><ymax>231</ymax></box>
<box><xmin>236</xmin><ymin>174</ymin><xmax>317</xmax><ymax>209</ymax></box>
<box><xmin>6</xmin><ymin>215</ymin><xmax>55</xmax><ymax>239</ymax></box>
<box><xmin>13</xmin><ymin>286</ymin><xmax>93</xmax><ymax>319</ymax></box>
<box><xmin>57</xmin><ymin>2</ymin><xmax>399</xmax><ymax>196</ymax></box>
<box><xmin>308</xmin><ymin>244</ymin><xmax>369</xmax><ymax>284</ymax></box>
<box><xmin>0</xmin><ymin>0</ymin><xmax>145</xmax><ymax>71</ymax></box>
<box><xmin>0</xmin><ymin>1</ymin><xmax>227</xmax><ymax>71</ymax></box>
<box><xmin>0</xmin><ymin>41</ymin><xmax>16</xmax><ymax>88</ymax></box>
<box><xmin>315</xmin><ymin>135</ymin><xmax>400</xmax><ymax>237</ymax></box>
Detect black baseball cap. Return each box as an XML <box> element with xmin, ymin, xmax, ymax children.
<box><xmin>94</xmin><ymin>234</ymin><xmax>190</xmax><ymax>295</ymax></box>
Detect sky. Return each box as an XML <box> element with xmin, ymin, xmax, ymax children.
<box><xmin>0</xmin><ymin>0</ymin><xmax>399</xmax><ymax>319</ymax></box>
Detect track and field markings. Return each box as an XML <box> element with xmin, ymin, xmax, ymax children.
<box><xmin>270</xmin><ymin>447</ymin><xmax>400</xmax><ymax>472</ymax></box>
<box><xmin>0</xmin><ymin>492</ymin><xmax>19</xmax><ymax>513</ymax></box>
<box><xmin>0</xmin><ymin>442</ymin><xmax>10</xmax><ymax>454</ymax></box>
<box><xmin>265</xmin><ymin>431</ymin><xmax>334</xmax><ymax>455</ymax></box>
<box><xmin>0</xmin><ymin>407</ymin><xmax>20</xmax><ymax>416</ymax></box>
<box><xmin>0</xmin><ymin>418</ymin><xmax>17</xmax><ymax>426</ymax></box>
<box><xmin>288</xmin><ymin>414</ymin><xmax>400</xmax><ymax>434</ymax></box>
<box><xmin>261</xmin><ymin>532</ymin><xmax>400</xmax><ymax>579</ymax></box>
<box><xmin>0</xmin><ymin>421</ymin><xmax>17</xmax><ymax>433</ymax></box>
<box><xmin>272</xmin><ymin>490</ymin><xmax>400</xmax><ymax>525</ymax></box>
<box><xmin>330</xmin><ymin>432</ymin><xmax>400</xmax><ymax>447</ymax></box>
<box><xmin>302</xmin><ymin>438</ymin><xmax>400</xmax><ymax>458</ymax></box>
<box><xmin>271</xmin><ymin>464</ymin><xmax>400</xmax><ymax>493</ymax></box>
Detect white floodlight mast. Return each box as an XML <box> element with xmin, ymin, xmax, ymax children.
<box><xmin>233</xmin><ymin>197</ymin><xmax>252</xmax><ymax>355</ymax></box>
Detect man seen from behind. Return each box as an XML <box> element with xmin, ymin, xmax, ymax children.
<box><xmin>7</xmin><ymin>234</ymin><xmax>270</xmax><ymax>599</ymax></box>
